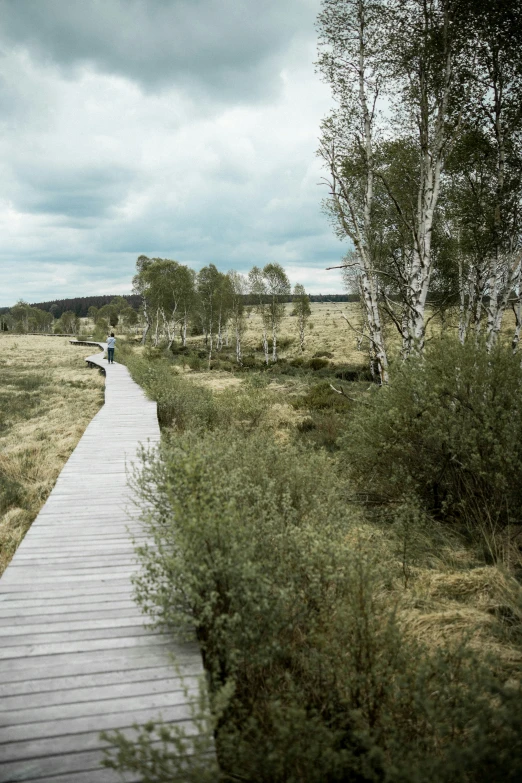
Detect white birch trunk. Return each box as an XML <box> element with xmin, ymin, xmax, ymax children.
<box><xmin>486</xmin><ymin>253</ymin><xmax>522</xmax><ymax>350</ymax></box>
<box><xmin>208</xmin><ymin>327</ymin><xmax>213</xmax><ymax>368</ymax></box>
<box><xmin>217</xmin><ymin>311</ymin><xmax>222</xmax><ymax>351</ymax></box>
<box><xmin>299</xmin><ymin>315</ymin><xmax>305</xmax><ymax>352</ymax></box>
<box><xmin>512</xmin><ymin>287</ymin><xmax>522</xmax><ymax>354</ymax></box>
<box><xmin>153</xmin><ymin>308</ymin><xmax>160</xmax><ymax>347</ymax></box>
<box><xmin>236</xmin><ymin>324</ymin><xmax>242</xmax><ymax>365</ymax></box>
<box><xmin>319</xmin><ymin>0</ymin><xmax>389</xmax><ymax>383</ymax></box>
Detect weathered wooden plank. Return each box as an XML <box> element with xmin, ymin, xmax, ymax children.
<box><xmin>0</xmin><ymin>686</ymin><xmax>199</xmax><ymax>727</ymax></box>
<box><xmin>0</xmin><ymin>600</ymin><xmax>138</xmax><ymax>618</ymax></box>
<box><xmin>0</xmin><ymin>643</ymin><xmax>196</xmax><ymax>681</ymax></box>
<box><xmin>0</xmin><ymin>749</ymin><xmax>144</xmax><ymax>782</ymax></box>
<box><xmin>0</xmin><ymin>665</ymin><xmax>202</xmax><ymax>703</ymax></box>
<box><xmin>0</xmin><ymin>632</ymin><xmax>172</xmax><ymax>660</ymax></box>
<box><xmin>0</xmin><ymin>603</ymin><xmax>141</xmax><ymax>622</ymax></box>
<box><xmin>0</xmin><ymin>721</ymin><xmax>198</xmax><ymax>766</ymax></box>
<box><xmin>0</xmin><ymin>623</ymin><xmax>156</xmax><ymax>647</ymax></box>
<box><xmin>1</xmin><ymin>702</ymin><xmax>194</xmax><ymax>744</ymax></box>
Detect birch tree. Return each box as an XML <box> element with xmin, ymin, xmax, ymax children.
<box><xmin>133</xmin><ymin>255</ymin><xmax>154</xmax><ymax>345</ymax></box>
<box><xmin>197</xmin><ymin>264</ymin><xmax>222</xmax><ymax>365</ymax></box>
<box><xmin>214</xmin><ymin>275</ymin><xmax>233</xmax><ymax>351</ymax></box>
<box><xmin>248</xmin><ymin>266</ymin><xmax>270</xmax><ymax>365</ymax></box>
<box><xmin>382</xmin><ymin>0</ymin><xmax>467</xmax><ymax>353</ymax></box>
<box><xmin>317</xmin><ymin>0</ymin><xmax>389</xmax><ymax>382</ymax></box>
<box><xmin>469</xmin><ymin>0</ymin><xmax>522</xmax><ymax>350</ymax></box>
<box><xmin>262</xmin><ymin>263</ymin><xmax>291</xmax><ymax>362</ymax></box>
<box><xmin>292</xmin><ymin>284</ymin><xmax>311</xmax><ymax>352</ymax></box>
<box><xmin>178</xmin><ymin>267</ymin><xmax>196</xmax><ymax>348</ymax></box>
<box><xmin>440</xmin><ymin>1</ymin><xmax>522</xmax><ymax>348</ymax></box>
<box><xmin>227</xmin><ymin>270</ymin><xmax>248</xmax><ymax>365</ymax></box>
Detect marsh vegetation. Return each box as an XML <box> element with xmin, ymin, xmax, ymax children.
<box><xmin>101</xmin><ymin>326</ymin><xmax>522</xmax><ymax>782</ymax></box>
<box><xmin>0</xmin><ymin>335</ymin><xmax>104</xmax><ymax>574</ymax></box>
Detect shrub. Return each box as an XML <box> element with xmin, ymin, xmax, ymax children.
<box><xmin>293</xmin><ymin>381</ymin><xmax>353</xmax><ymax>413</ymax></box>
<box><xmin>103</xmin><ymin>343</ymin><xmax>522</xmax><ymax>782</ymax></box>
<box><xmin>313</xmin><ymin>350</ymin><xmax>334</xmax><ymax>359</ymax></box>
<box><xmin>342</xmin><ymin>339</ymin><xmax>522</xmax><ymax>544</ymax></box>
<box><xmin>106</xmin><ymin>428</ymin><xmax>522</xmax><ymax>782</ymax></box>
<box><xmin>187</xmin><ymin>353</ymin><xmax>204</xmax><ymax>371</ymax></box>
<box><xmin>308</xmin><ymin>357</ymin><xmax>330</xmax><ymax>370</ymax></box>
<box><xmin>126</xmin><ymin>356</ymin><xmax>216</xmax><ymax>430</ymax></box>
<box><xmin>335</xmin><ymin>365</ymin><xmax>374</xmax><ymax>382</ymax></box>
<box><xmin>0</xmin><ymin>474</ymin><xmax>25</xmax><ymax>515</ymax></box>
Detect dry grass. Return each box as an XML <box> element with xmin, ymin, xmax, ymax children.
<box><xmin>0</xmin><ymin>335</ymin><xmax>104</xmax><ymax>575</ymax></box>
<box><xmin>342</xmin><ymin>521</ymin><xmax>522</xmax><ymax>674</ymax></box>
<box><xmin>239</xmin><ymin>301</ymin><xmax>518</xmax><ymax>364</ymax></box>
<box><xmin>242</xmin><ymin>302</ymin><xmax>366</xmax><ymax>364</ymax></box>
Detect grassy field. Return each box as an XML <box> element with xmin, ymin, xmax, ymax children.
<box><xmin>0</xmin><ymin>335</ymin><xmax>105</xmax><ymax>575</ymax></box>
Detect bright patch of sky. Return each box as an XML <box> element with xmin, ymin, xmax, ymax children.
<box><xmin>0</xmin><ymin>0</ymin><xmax>347</xmax><ymax>306</ymax></box>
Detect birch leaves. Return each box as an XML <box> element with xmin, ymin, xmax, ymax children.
<box><xmin>317</xmin><ymin>0</ymin><xmax>522</xmax><ymax>373</ymax></box>
<box><xmin>133</xmin><ymin>257</ymin><xmax>299</xmax><ymax>366</ymax></box>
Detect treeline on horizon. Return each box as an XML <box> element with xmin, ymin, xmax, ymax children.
<box><xmin>0</xmin><ymin>291</ymin><xmax>359</xmax><ymax>318</ymax></box>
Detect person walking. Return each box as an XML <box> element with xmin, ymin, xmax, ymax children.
<box><xmin>107</xmin><ymin>332</ymin><xmax>116</xmax><ymax>364</ymax></box>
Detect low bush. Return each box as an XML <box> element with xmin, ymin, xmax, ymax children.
<box><xmin>102</xmin><ymin>338</ymin><xmax>522</xmax><ymax>782</ymax></box>
<box><xmin>103</xmin><ymin>427</ymin><xmax>522</xmax><ymax>782</ymax></box>
<box><xmin>307</xmin><ymin>357</ymin><xmax>330</xmax><ymax>370</ymax></box>
<box><xmin>0</xmin><ymin>473</ymin><xmax>26</xmax><ymax>515</ymax></box>
<box><xmin>292</xmin><ymin>380</ymin><xmax>353</xmax><ymax>413</ymax></box>
<box><xmin>342</xmin><ymin>339</ymin><xmax>522</xmax><ymax>545</ymax></box>
<box><xmin>313</xmin><ymin>350</ymin><xmax>334</xmax><ymax>359</ymax></box>
<box><xmin>126</xmin><ymin>356</ymin><xmax>216</xmax><ymax>430</ymax></box>
<box><xmin>335</xmin><ymin>364</ymin><xmax>374</xmax><ymax>382</ymax></box>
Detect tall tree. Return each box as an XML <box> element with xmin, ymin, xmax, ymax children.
<box><xmin>227</xmin><ymin>271</ymin><xmax>248</xmax><ymax>365</ymax></box>
<box><xmin>317</xmin><ymin>0</ymin><xmax>389</xmax><ymax>381</ymax></box>
<box><xmin>469</xmin><ymin>0</ymin><xmax>522</xmax><ymax>350</ymax></box>
<box><xmin>248</xmin><ymin>266</ymin><xmax>270</xmax><ymax>365</ymax></box>
<box><xmin>262</xmin><ymin>263</ymin><xmax>291</xmax><ymax>362</ymax></box>
<box><xmin>133</xmin><ymin>255</ymin><xmax>155</xmax><ymax>345</ymax></box>
<box><xmin>382</xmin><ymin>0</ymin><xmax>467</xmax><ymax>352</ymax></box>
<box><xmin>292</xmin><ymin>284</ymin><xmax>311</xmax><ymax>352</ymax></box>
<box><xmin>197</xmin><ymin>264</ymin><xmax>223</xmax><ymax>364</ymax></box>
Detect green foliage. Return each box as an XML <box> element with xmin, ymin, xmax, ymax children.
<box><xmin>293</xmin><ymin>381</ymin><xmax>353</xmax><ymax>412</ymax></box>
<box><xmin>126</xmin><ymin>356</ymin><xmax>216</xmax><ymax>431</ymax></box>
<box><xmin>342</xmin><ymin>339</ymin><xmax>522</xmax><ymax>542</ymax></box>
<box><xmin>113</xmin><ymin>423</ymin><xmax>522</xmax><ymax>782</ymax></box>
<box><xmin>308</xmin><ymin>356</ymin><xmax>330</xmax><ymax>370</ymax></box>
<box><xmin>101</xmin><ymin>337</ymin><xmax>522</xmax><ymax>782</ymax></box>
<box><xmin>102</xmin><ymin>678</ymin><xmax>219</xmax><ymax>782</ymax></box>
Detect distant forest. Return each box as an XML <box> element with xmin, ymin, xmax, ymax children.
<box><xmin>26</xmin><ymin>295</ymin><xmax>142</xmax><ymax>318</ymax></box>
<box><xmin>0</xmin><ymin>292</ymin><xmax>358</xmax><ymax>318</ymax></box>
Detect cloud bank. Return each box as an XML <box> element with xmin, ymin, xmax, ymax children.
<box><xmin>0</xmin><ymin>0</ymin><xmax>347</xmax><ymax>305</ymax></box>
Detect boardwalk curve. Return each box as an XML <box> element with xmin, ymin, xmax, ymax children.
<box><xmin>0</xmin><ymin>342</ymin><xmax>207</xmax><ymax>782</ymax></box>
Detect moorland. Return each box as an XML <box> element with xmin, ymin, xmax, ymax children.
<box><xmin>2</xmin><ymin>300</ymin><xmax>522</xmax><ymax>782</ymax></box>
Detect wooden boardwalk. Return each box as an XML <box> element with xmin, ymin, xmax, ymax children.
<box><xmin>0</xmin><ymin>343</ymin><xmax>207</xmax><ymax>782</ymax></box>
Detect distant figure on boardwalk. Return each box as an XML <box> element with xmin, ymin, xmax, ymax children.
<box><xmin>107</xmin><ymin>332</ymin><xmax>116</xmax><ymax>364</ymax></box>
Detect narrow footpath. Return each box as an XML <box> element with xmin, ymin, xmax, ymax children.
<box><xmin>0</xmin><ymin>343</ymin><xmax>206</xmax><ymax>783</ymax></box>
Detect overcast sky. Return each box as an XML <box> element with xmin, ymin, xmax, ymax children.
<box><xmin>0</xmin><ymin>0</ymin><xmax>347</xmax><ymax>306</ymax></box>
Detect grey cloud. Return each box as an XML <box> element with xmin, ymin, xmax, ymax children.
<box><xmin>0</xmin><ymin>0</ymin><xmax>318</xmax><ymax>100</ymax></box>
<box><xmin>12</xmin><ymin>164</ymin><xmax>138</xmax><ymax>219</ymax></box>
